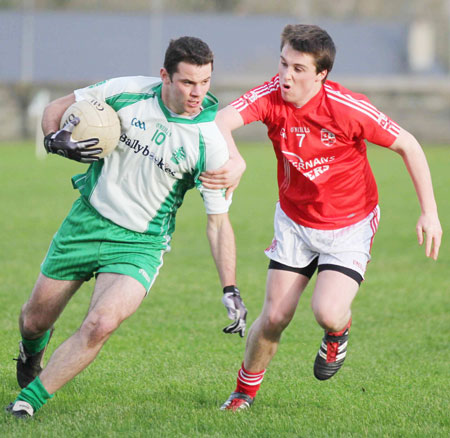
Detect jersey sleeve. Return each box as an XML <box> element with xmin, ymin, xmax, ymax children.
<box><xmin>197</xmin><ymin>123</ymin><xmax>232</xmax><ymax>215</ymax></box>
<box><xmin>74</xmin><ymin>76</ymin><xmax>161</xmax><ymax>103</ymax></box>
<box><xmin>361</xmin><ymin>107</ymin><xmax>401</xmax><ymax>147</ymax></box>
<box><xmin>325</xmin><ymin>82</ymin><xmax>401</xmax><ymax>148</ymax></box>
<box><xmin>229</xmin><ymin>76</ymin><xmax>279</xmax><ymax>125</ymax></box>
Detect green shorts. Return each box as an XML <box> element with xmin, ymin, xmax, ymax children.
<box><xmin>41</xmin><ymin>197</ymin><xmax>170</xmax><ymax>293</ymax></box>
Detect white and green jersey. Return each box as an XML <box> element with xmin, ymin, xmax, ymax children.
<box><xmin>71</xmin><ymin>76</ymin><xmax>231</xmax><ymax>238</ymax></box>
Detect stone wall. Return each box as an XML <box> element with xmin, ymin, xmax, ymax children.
<box><xmin>1</xmin><ymin>76</ymin><xmax>449</xmax><ymax>145</ymax></box>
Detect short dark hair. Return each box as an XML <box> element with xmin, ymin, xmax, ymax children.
<box><xmin>163</xmin><ymin>36</ymin><xmax>214</xmax><ymax>78</ymax></box>
<box><xmin>281</xmin><ymin>24</ymin><xmax>336</xmax><ymax>80</ymax></box>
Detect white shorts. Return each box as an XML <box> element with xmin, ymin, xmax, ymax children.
<box><xmin>265</xmin><ymin>203</ymin><xmax>380</xmax><ymax>280</ymax></box>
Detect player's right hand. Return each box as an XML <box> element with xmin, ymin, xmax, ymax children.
<box><xmin>43</xmin><ymin>117</ymin><xmax>102</xmax><ymax>163</ymax></box>
<box><xmin>199</xmin><ymin>154</ymin><xmax>246</xmax><ymax>200</ymax></box>
<box><xmin>222</xmin><ymin>285</ymin><xmax>247</xmax><ymax>338</ymax></box>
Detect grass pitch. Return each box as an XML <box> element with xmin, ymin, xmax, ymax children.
<box><xmin>0</xmin><ymin>142</ymin><xmax>449</xmax><ymax>437</ymax></box>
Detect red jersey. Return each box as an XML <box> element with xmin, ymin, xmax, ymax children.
<box><xmin>231</xmin><ymin>75</ymin><xmax>400</xmax><ymax>229</ymax></box>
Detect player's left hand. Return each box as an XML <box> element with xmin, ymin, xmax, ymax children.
<box><xmin>199</xmin><ymin>155</ymin><xmax>246</xmax><ymax>200</ymax></box>
<box><xmin>416</xmin><ymin>211</ymin><xmax>442</xmax><ymax>260</ymax></box>
<box><xmin>222</xmin><ymin>286</ymin><xmax>247</xmax><ymax>337</ymax></box>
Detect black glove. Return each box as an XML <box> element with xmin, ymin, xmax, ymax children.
<box><xmin>44</xmin><ymin>117</ymin><xmax>102</xmax><ymax>163</ymax></box>
<box><xmin>222</xmin><ymin>285</ymin><xmax>247</xmax><ymax>338</ymax></box>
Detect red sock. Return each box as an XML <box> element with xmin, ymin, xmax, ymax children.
<box><xmin>327</xmin><ymin>317</ymin><xmax>352</xmax><ymax>337</ymax></box>
<box><xmin>234</xmin><ymin>363</ymin><xmax>265</xmax><ymax>398</ymax></box>
<box><xmin>326</xmin><ymin>318</ymin><xmax>352</xmax><ymax>362</ymax></box>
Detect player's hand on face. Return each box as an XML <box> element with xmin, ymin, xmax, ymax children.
<box><xmin>222</xmin><ymin>286</ymin><xmax>247</xmax><ymax>338</ymax></box>
<box><xmin>416</xmin><ymin>212</ymin><xmax>442</xmax><ymax>260</ymax></box>
<box><xmin>199</xmin><ymin>155</ymin><xmax>246</xmax><ymax>200</ymax></box>
<box><xmin>44</xmin><ymin>117</ymin><xmax>102</xmax><ymax>163</ymax></box>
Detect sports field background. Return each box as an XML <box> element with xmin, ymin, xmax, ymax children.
<box><xmin>0</xmin><ymin>142</ymin><xmax>449</xmax><ymax>437</ymax></box>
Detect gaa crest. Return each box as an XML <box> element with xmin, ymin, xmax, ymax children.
<box><xmin>321</xmin><ymin>129</ymin><xmax>336</xmax><ymax>147</ymax></box>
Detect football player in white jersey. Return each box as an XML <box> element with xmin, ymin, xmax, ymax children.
<box><xmin>7</xmin><ymin>36</ymin><xmax>247</xmax><ymax>419</ymax></box>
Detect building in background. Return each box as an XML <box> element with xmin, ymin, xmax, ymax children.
<box><xmin>1</xmin><ymin>0</ymin><xmax>449</xmax><ymax>143</ymax></box>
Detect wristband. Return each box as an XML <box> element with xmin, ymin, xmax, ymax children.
<box><xmin>223</xmin><ymin>285</ymin><xmax>239</xmax><ymax>294</ymax></box>
<box><xmin>43</xmin><ymin>132</ymin><xmax>55</xmax><ymax>152</ymax></box>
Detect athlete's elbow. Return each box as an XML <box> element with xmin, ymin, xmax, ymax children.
<box><xmin>390</xmin><ymin>128</ymin><xmax>421</xmax><ymax>156</ymax></box>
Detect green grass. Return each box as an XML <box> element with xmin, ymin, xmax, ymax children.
<box><xmin>0</xmin><ymin>142</ymin><xmax>449</xmax><ymax>437</ymax></box>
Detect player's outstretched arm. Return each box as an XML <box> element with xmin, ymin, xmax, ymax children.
<box><xmin>200</xmin><ymin>106</ymin><xmax>246</xmax><ymax>200</ymax></box>
<box><xmin>206</xmin><ymin>213</ymin><xmax>247</xmax><ymax>337</ymax></box>
<box><xmin>389</xmin><ymin>128</ymin><xmax>442</xmax><ymax>260</ymax></box>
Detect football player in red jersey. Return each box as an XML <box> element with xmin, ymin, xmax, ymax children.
<box><xmin>200</xmin><ymin>24</ymin><xmax>442</xmax><ymax>411</ymax></box>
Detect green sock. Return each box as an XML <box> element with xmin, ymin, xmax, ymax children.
<box><xmin>16</xmin><ymin>376</ymin><xmax>54</xmax><ymax>413</ymax></box>
<box><xmin>22</xmin><ymin>329</ymin><xmax>51</xmax><ymax>355</ymax></box>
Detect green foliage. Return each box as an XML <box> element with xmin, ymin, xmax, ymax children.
<box><xmin>0</xmin><ymin>142</ymin><xmax>449</xmax><ymax>437</ymax></box>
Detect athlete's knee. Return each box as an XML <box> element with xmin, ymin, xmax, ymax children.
<box><xmin>311</xmin><ymin>303</ymin><xmax>349</xmax><ymax>332</ymax></box>
<box><xmin>80</xmin><ymin>312</ymin><xmax>120</xmax><ymax>348</ymax></box>
<box><xmin>261</xmin><ymin>309</ymin><xmax>293</xmax><ymax>337</ymax></box>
